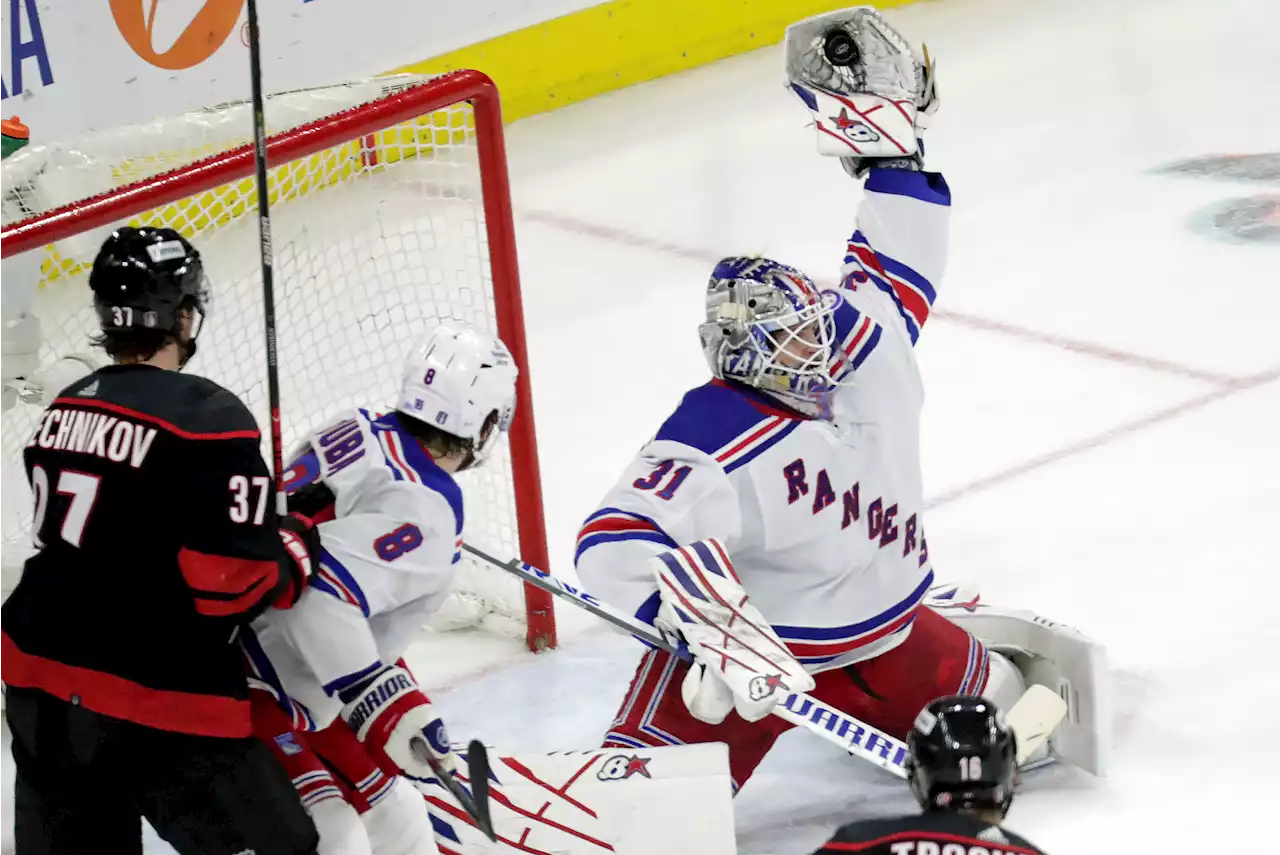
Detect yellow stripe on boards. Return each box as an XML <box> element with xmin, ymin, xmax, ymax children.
<box><xmin>389</xmin><ymin>0</ymin><xmax>918</xmax><ymax>123</ymax></box>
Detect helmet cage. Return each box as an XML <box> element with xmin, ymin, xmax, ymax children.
<box><xmin>700</xmin><ymin>258</ymin><xmax>842</xmax><ymax>417</ymax></box>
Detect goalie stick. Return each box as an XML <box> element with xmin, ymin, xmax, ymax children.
<box><xmin>462</xmin><ymin>543</ymin><xmax>1065</xmax><ymax>778</ymax></box>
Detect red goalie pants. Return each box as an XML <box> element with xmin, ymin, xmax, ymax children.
<box><xmin>251</xmin><ymin>690</ymin><xmax>398</xmax><ymax>815</ymax></box>
<box><xmin>603</xmin><ymin>607</ymin><xmax>989</xmax><ymax>790</ymax></box>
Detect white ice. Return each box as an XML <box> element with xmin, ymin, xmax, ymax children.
<box><xmin>5</xmin><ymin>0</ymin><xmax>1280</xmax><ymax>850</ymax></box>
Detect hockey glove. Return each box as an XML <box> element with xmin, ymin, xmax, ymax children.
<box><xmin>274</xmin><ymin>512</ymin><xmax>319</xmax><ymax>609</ymax></box>
<box><xmin>652</xmin><ymin>539</ymin><xmax>815</xmax><ymax>724</ymax></box>
<box><xmin>340</xmin><ymin>664</ymin><xmax>457</xmax><ymax>783</ymax></box>
<box><xmin>784</xmin><ymin>7</ymin><xmax>938</xmax><ymax>175</ymax></box>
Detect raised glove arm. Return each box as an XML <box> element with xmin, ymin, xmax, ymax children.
<box><xmin>785</xmin><ymin>7</ymin><xmax>938</xmax><ymax>176</ymax></box>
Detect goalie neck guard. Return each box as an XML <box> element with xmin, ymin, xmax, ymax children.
<box><xmin>906</xmin><ymin>695</ymin><xmax>1017</xmax><ymax>818</ymax></box>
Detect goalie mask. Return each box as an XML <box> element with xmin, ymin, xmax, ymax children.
<box><xmin>698</xmin><ymin>256</ymin><xmax>842</xmax><ymax>418</ymax></box>
<box><xmin>396</xmin><ymin>324</ymin><xmax>518</xmax><ymax>470</ymax></box>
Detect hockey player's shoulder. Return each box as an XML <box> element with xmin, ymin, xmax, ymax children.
<box><xmin>369</xmin><ymin>411</ymin><xmax>464</xmax><ymax>535</ymax></box>
<box><xmin>163</xmin><ymin>373</ymin><xmax>260</xmax><ymax>438</ymax></box>
<box><xmin>824</xmin><ymin>812</ymin><xmax>1044</xmax><ymax>854</ymax></box>
<box><xmin>66</xmin><ymin>367</ymin><xmax>261</xmax><ymax>440</ymax></box>
<box><xmin>654</xmin><ymin>379</ymin><xmax>807</xmax><ymax>472</ymax></box>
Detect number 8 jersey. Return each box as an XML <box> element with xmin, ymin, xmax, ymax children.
<box><xmin>245</xmin><ymin>407</ymin><xmax>463</xmax><ymax>730</ymax></box>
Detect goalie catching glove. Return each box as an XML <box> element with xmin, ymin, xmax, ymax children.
<box><xmin>652</xmin><ymin>539</ymin><xmax>814</xmax><ymax>724</ymax></box>
<box><xmin>339</xmin><ymin>662</ymin><xmax>458</xmax><ymax>782</ymax></box>
<box><xmin>785</xmin><ymin>6</ymin><xmax>939</xmax><ymax>175</ymax></box>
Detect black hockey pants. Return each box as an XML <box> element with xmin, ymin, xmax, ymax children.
<box><xmin>5</xmin><ymin>686</ymin><xmax>319</xmax><ymax>855</ymax></box>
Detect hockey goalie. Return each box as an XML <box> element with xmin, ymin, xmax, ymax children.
<box><xmin>574</xmin><ymin>5</ymin><xmax>1109</xmax><ymax>798</ymax></box>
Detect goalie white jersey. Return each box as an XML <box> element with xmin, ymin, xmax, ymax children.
<box><xmin>576</xmin><ymin>169</ymin><xmax>950</xmax><ymax>674</ymax></box>
<box><xmin>244</xmin><ymin>408</ymin><xmax>463</xmax><ymax>729</ymax></box>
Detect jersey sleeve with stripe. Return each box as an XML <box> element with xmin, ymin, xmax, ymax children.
<box><xmin>840</xmin><ymin>168</ymin><xmax>951</xmax><ymax>345</ymax></box>
<box><xmin>247</xmin><ymin>409</ymin><xmax>462</xmax><ymax>727</ymax></box>
<box><xmin>575</xmin><ymin>381</ymin><xmax>798</xmax><ymax>627</ymax></box>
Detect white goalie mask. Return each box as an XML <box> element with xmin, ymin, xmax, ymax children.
<box><xmin>698</xmin><ymin>256</ymin><xmax>843</xmax><ymax>418</ymax></box>
<box><xmin>396</xmin><ymin>324</ymin><xmax>518</xmax><ymax>468</ymax></box>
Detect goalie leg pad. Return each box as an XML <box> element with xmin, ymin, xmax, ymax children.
<box><xmin>931</xmin><ymin>602</ymin><xmax>1110</xmax><ymax>776</ymax></box>
<box><xmin>417</xmin><ymin>744</ymin><xmax>733</xmax><ymax>855</ymax></box>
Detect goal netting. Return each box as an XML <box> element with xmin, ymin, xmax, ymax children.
<box><xmin>0</xmin><ymin>70</ymin><xmax>555</xmax><ymax>651</ymax></box>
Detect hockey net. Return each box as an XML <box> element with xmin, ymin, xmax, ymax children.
<box><xmin>0</xmin><ymin>70</ymin><xmax>555</xmax><ymax>651</ymax></box>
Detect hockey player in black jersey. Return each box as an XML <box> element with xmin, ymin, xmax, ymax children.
<box><xmin>813</xmin><ymin>695</ymin><xmax>1047</xmax><ymax>854</ymax></box>
<box><xmin>2</xmin><ymin>227</ymin><xmax>321</xmax><ymax>855</ymax></box>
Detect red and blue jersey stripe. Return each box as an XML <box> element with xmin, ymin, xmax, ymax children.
<box><xmin>773</xmin><ymin>571</ymin><xmax>935</xmax><ymax>666</ymax></box>
<box><xmin>575</xmin><ymin>508</ymin><xmax>677</xmax><ymax>564</ymax></box>
<box><xmin>310</xmin><ymin>549</ymin><xmax>370</xmax><ymax>617</ymax></box>
<box><xmin>370</xmin><ymin>410</ymin><xmax>464</xmax><ymax>537</ymax></box>
<box><xmin>841</xmin><ymin>169</ymin><xmax>948</xmax><ymax>345</ymax></box>
<box><xmin>956</xmin><ymin>631</ymin><xmax>990</xmax><ymax>696</ymax></box>
<box><xmin>844</xmin><ymin>230</ymin><xmax>937</xmax><ymax>344</ymax></box>
<box><xmin>654</xmin><ymin>381</ymin><xmax>807</xmax><ymax>476</ymax></box>
<box><xmin>241</xmin><ymin>628</ymin><xmax>318</xmax><ymax>732</ymax></box>
<box><xmin>829</xmin><ymin>299</ymin><xmax>883</xmax><ymax>381</ymax></box>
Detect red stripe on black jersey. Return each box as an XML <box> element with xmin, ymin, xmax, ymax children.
<box><xmin>1</xmin><ymin>632</ymin><xmax>251</xmax><ymax>738</ymax></box>
<box><xmin>178</xmin><ymin>547</ymin><xmax>280</xmax><ymax>617</ymax></box>
<box><xmin>821</xmin><ymin>829</ymin><xmax>1042</xmax><ymax>854</ymax></box>
<box><xmin>52</xmin><ymin>396</ymin><xmax>260</xmax><ymax>441</ymax></box>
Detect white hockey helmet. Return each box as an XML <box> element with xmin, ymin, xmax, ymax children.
<box><xmin>396</xmin><ymin>324</ymin><xmax>518</xmax><ymax>469</ymax></box>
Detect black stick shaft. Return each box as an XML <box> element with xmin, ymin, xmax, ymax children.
<box><xmin>244</xmin><ymin>0</ymin><xmax>286</xmax><ymax>515</ymax></box>
<box><xmin>411</xmin><ymin>737</ymin><xmax>497</xmax><ymax>841</ymax></box>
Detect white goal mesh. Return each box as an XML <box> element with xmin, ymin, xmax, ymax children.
<box><xmin>1</xmin><ymin>72</ymin><xmax>554</xmax><ymax>649</ymax></box>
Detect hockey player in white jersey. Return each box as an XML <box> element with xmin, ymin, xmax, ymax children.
<box><xmin>243</xmin><ymin>323</ymin><xmax>519</xmax><ymax>855</ymax></box>
<box><xmin>576</xmin><ymin>6</ymin><xmax>1107</xmax><ymax>793</ymax></box>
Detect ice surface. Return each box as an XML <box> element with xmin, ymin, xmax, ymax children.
<box><xmin>4</xmin><ymin>0</ymin><xmax>1278</xmax><ymax>850</ymax></box>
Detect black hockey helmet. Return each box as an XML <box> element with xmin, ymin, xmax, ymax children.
<box><xmin>906</xmin><ymin>695</ymin><xmax>1017</xmax><ymax>818</ymax></box>
<box><xmin>89</xmin><ymin>226</ymin><xmax>208</xmax><ymax>353</ymax></box>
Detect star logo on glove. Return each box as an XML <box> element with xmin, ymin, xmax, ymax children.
<box><xmin>623</xmin><ymin>755</ymin><xmax>652</xmax><ymax>779</ymax></box>
<box><xmin>829</xmin><ymin>108</ymin><xmax>881</xmax><ymax>143</ymax></box>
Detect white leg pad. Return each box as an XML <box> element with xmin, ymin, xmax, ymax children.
<box><xmin>418</xmin><ymin>743</ymin><xmax>735</xmax><ymax>854</ymax></box>
<box><xmin>934</xmin><ymin>602</ymin><xmax>1110</xmax><ymax>776</ymax></box>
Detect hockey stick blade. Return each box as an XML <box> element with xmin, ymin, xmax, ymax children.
<box><xmin>465</xmin><ymin>740</ymin><xmax>496</xmax><ymax>840</ymax></box>
<box><xmin>461</xmin><ymin>542</ymin><xmax>912</xmax><ymax>779</ymax></box>
<box><xmin>410</xmin><ymin>736</ymin><xmax>497</xmax><ymax>841</ymax></box>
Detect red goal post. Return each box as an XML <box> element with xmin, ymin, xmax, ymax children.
<box><xmin>1</xmin><ymin>70</ymin><xmax>556</xmax><ymax>651</ymax></box>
